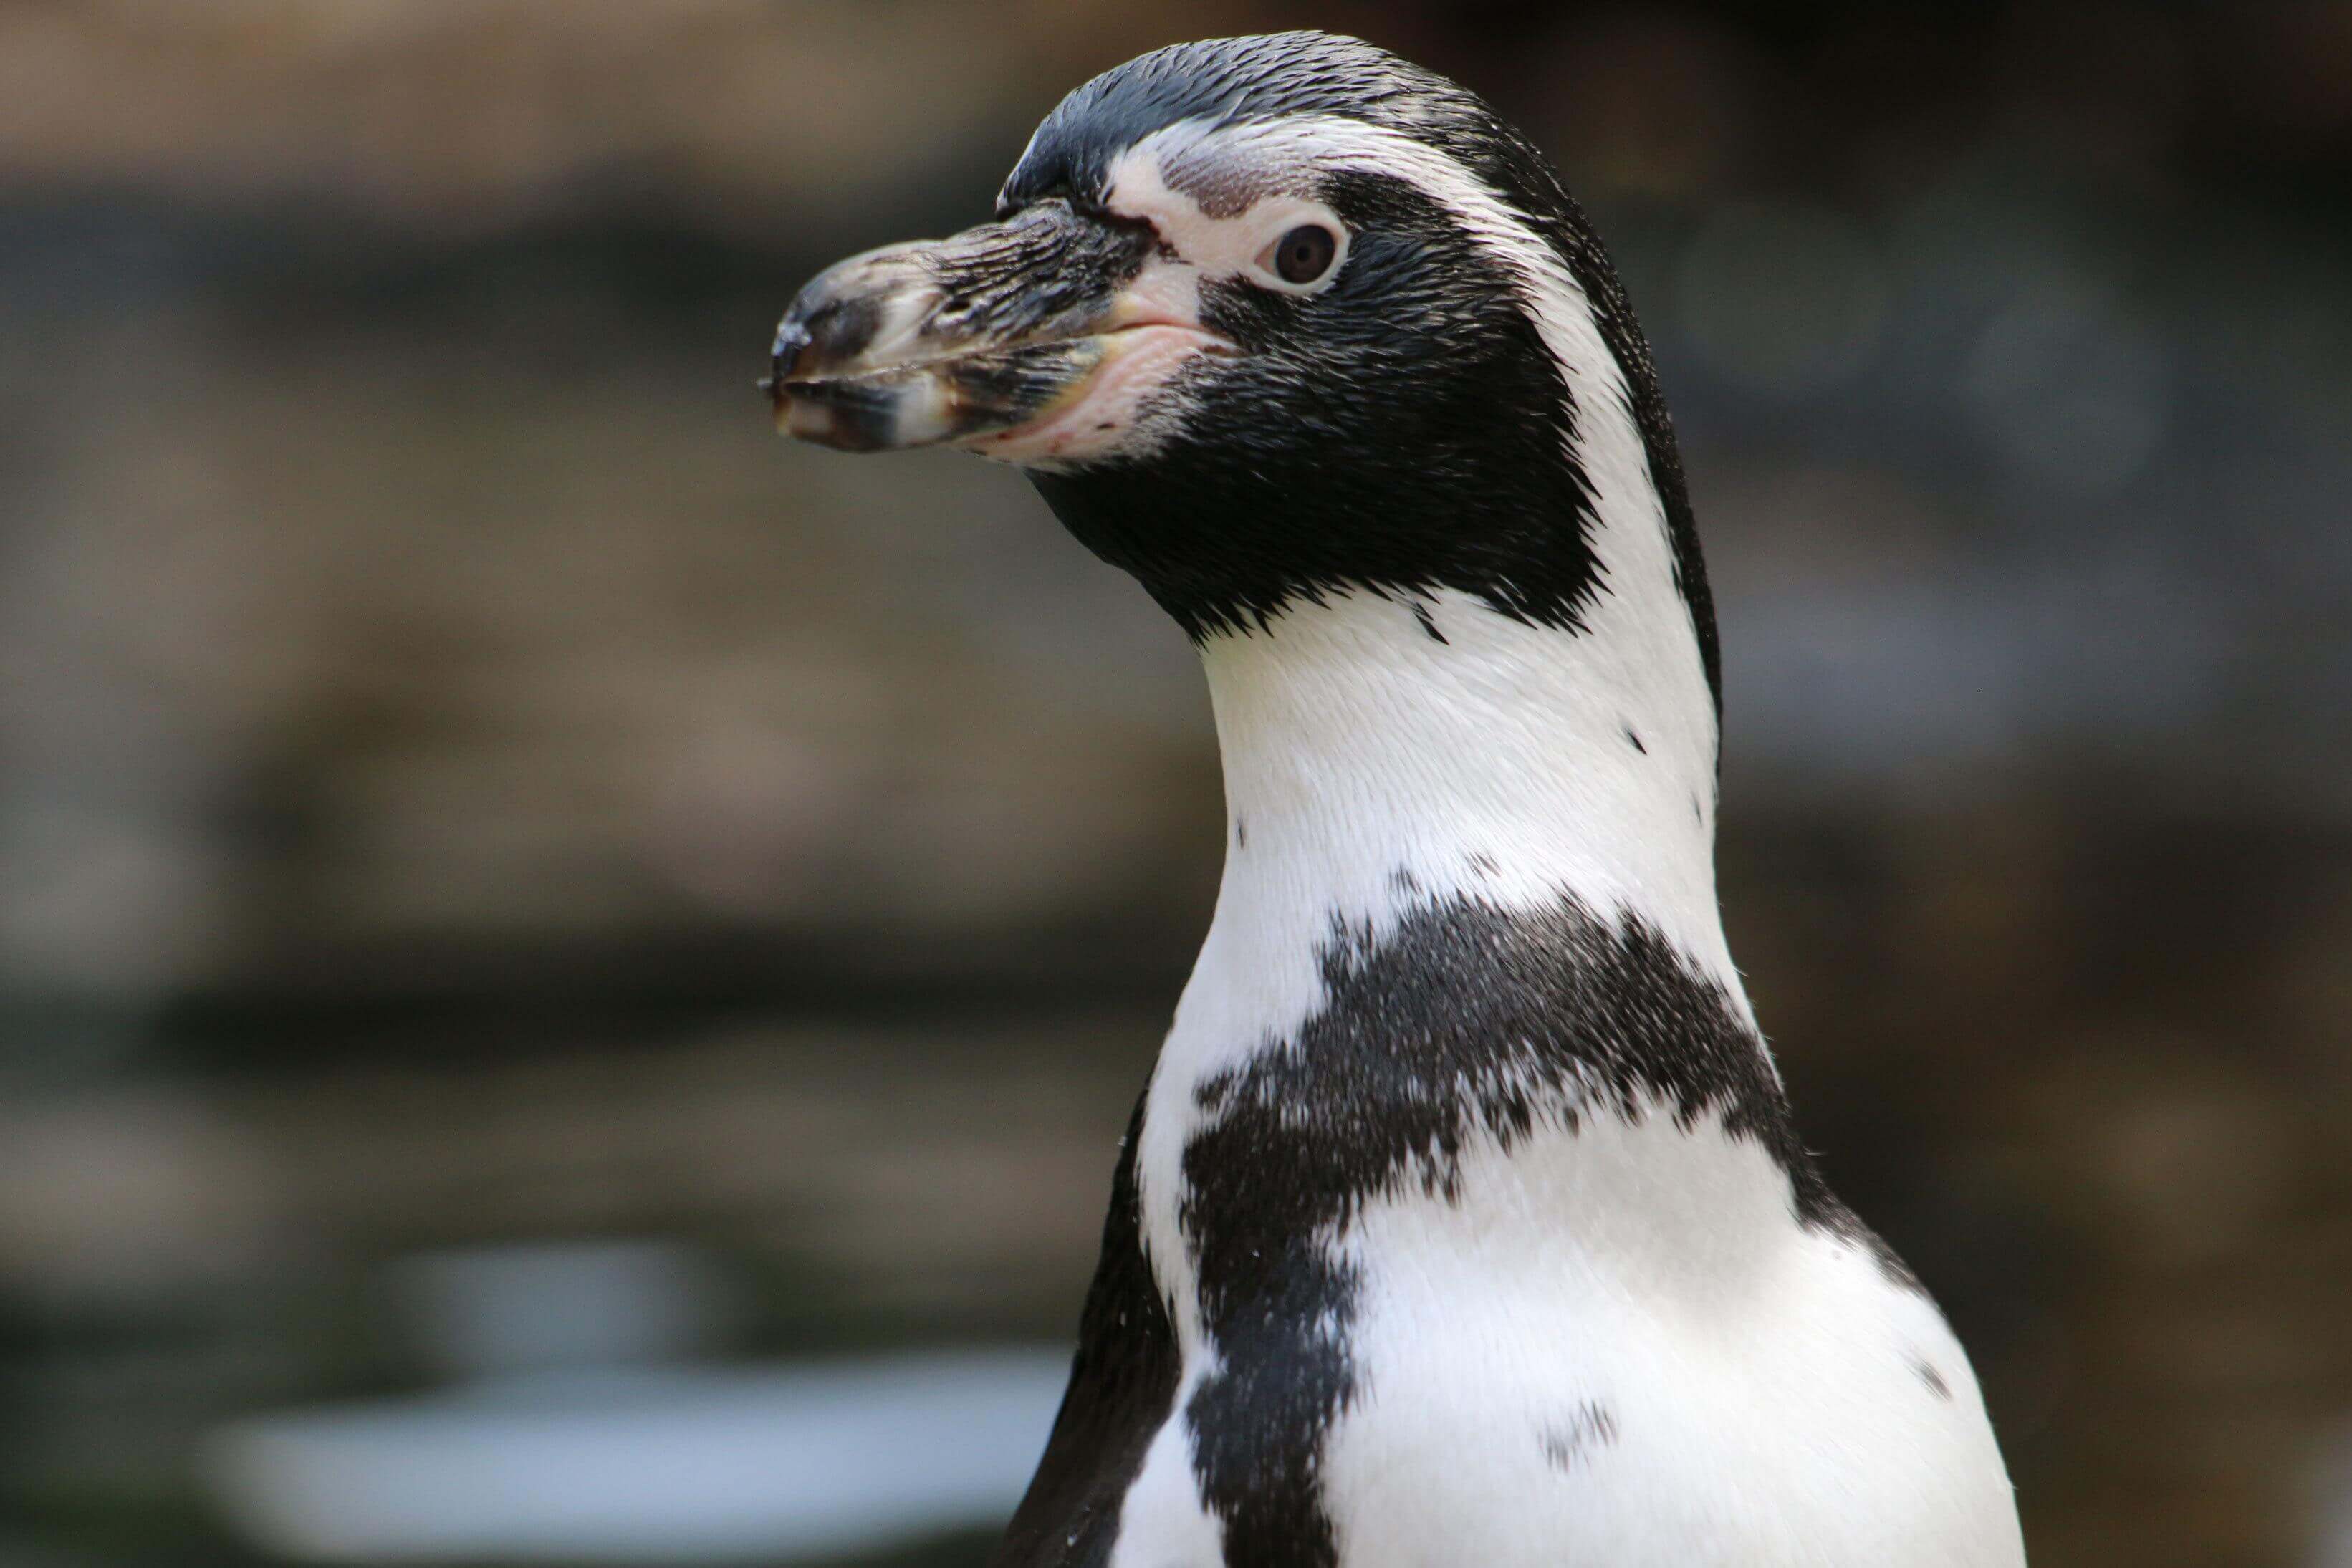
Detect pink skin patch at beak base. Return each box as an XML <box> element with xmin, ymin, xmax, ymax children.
<box><xmin>961</xmin><ymin>324</ymin><xmax>1227</xmax><ymax>468</ymax></box>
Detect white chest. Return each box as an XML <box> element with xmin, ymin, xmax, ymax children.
<box><xmin>1118</xmin><ymin>1103</ymin><xmax>2023</xmax><ymax>1568</ymax></box>
<box><xmin>1316</xmin><ymin>1115</ymin><xmax>2022</xmax><ymax>1567</ymax></box>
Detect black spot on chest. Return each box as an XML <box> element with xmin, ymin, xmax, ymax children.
<box><xmin>1176</xmin><ymin>891</ymin><xmax>1910</xmax><ymax>1564</ymax></box>
<box><xmin>1539</xmin><ymin>1400</ymin><xmax>1620</xmax><ymax>1471</ymax></box>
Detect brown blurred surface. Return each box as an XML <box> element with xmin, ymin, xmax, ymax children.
<box><xmin>4</xmin><ymin>4</ymin><xmax>2351</xmax><ymax>1565</ymax></box>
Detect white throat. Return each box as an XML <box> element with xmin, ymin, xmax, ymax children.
<box><xmin>1179</xmin><ymin>582</ymin><xmax>1742</xmax><ymax>1071</ymax></box>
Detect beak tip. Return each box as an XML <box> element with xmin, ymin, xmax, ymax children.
<box><xmin>774</xmin><ymin>394</ymin><xmax>882</xmax><ymax>451</ymax></box>
<box><xmin>768</xmin><ymin>319</ymin><xmax>818</xmax><ymax>386</ymax></box>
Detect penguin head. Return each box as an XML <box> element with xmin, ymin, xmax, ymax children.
<box><xmin>771</xmin><ymin>31</ymin><xmax>1714</xmax><ymax>699</ymax></box>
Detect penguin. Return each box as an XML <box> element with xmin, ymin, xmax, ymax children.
<box><xmin>764</xmin><ymin>32</ymin><xmax>2027</xmax><ymax>1568</ymax></box>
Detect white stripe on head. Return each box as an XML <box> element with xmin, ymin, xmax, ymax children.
<box><xmin>1105</xmin><ymin>120</ymin><xmax>1355</xmax><ymax>293</ymax></box>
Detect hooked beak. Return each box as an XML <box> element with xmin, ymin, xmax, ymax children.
<box><xmin>765</xmin><ymin>201</ymin><xmax>1227</xmax><ymax>458</ymax></box>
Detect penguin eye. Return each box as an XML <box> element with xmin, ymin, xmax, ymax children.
<box><xmin>1264</xmin><ymin>223</ymin><xmax>1339</xmax><ymax>287</ymax></box>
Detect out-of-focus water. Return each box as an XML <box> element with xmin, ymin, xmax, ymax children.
<box><xmin>210</xmin><ymin>1355</ymin><xmax>1072</xmax><ymax>1562</ymax></box>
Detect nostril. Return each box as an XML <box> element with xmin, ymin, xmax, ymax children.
<box><xmin>770</xmin><ymin>279</ymin><xmax>888</xmax><ymax>383</ymax></box>
<box><xmin>800</xmin><ymin>294</ymin><xmax>882</xmax><ymax>375</ymax></box>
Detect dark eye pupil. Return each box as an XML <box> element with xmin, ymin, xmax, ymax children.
<box><xmin>1275</xmin><ymin>224</ymin><xmax>1337</xmax><ymax>284</ymax></box>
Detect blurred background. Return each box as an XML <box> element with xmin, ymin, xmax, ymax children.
<box><xmin>3</xmin><ymin>1</ymin><xmax>2349</xmax><ymax>1564</ymax></box>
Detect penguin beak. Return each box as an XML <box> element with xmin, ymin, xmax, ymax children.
<box><xmin>766</xmin><ymin>202</ymin><xmax>1229</xmax><ymax>458</ymax></box>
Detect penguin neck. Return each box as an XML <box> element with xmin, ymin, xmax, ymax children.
<box><xmin>1178</xmin><ymin>584</ymin><xmax>1746</xmax><ymax>1063</ymax></box>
